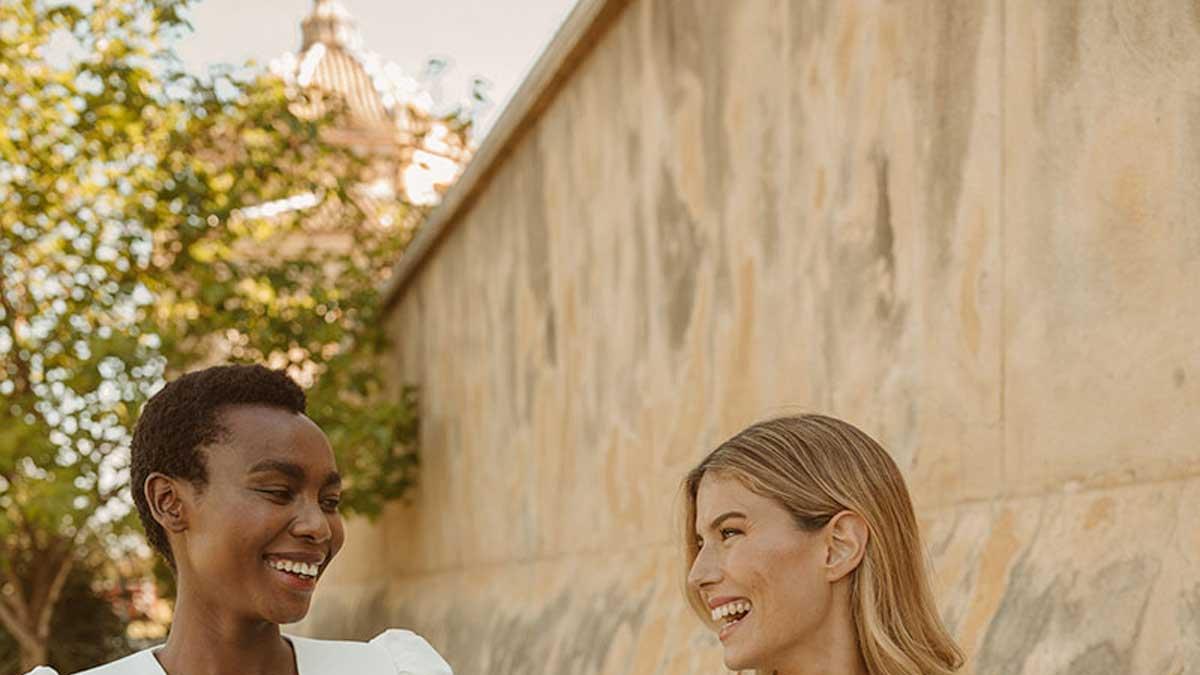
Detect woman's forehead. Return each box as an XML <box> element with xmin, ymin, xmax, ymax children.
<box><xmin>215</xmin><ymin>405</ymin><xmax>312</xmax><ymax>442</ymax></box>
<box><xmin>695</xmin><ymin>473</ymin><xmax>762</xmax><ymax>515</ymax></box>
<box><xmin>207</xmin><ymin>405</ymin><xmax>335</xmax><ymax>472</ymax></box>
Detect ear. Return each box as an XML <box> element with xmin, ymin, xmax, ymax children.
<box><xmin>144</xmin><ymin>472</ymin><xmax>191</xmax><ymax>534</ymax></box>
<box><xmin>824</xmin><ymin>510</ymin><xmax>868</xmax><ymax>582</ymax></box>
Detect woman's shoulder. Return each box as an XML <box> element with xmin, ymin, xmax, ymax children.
<box><xmin>368</xmin><ymin>630</ymin><xmax>453</xmax><ymax>675</ymax></box>
<box><xmin>288</xmin><ymin>629</ymin><xmax>452</xmax><ymax>675</ymax></box>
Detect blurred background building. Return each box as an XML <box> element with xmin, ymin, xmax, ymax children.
<box><xmin>270</xmin><ymin>0</ymin><xmax>471</xmax><ymax>223</ymax></box>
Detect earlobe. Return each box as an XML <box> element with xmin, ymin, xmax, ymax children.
<box><xmin>144</xmin><ymin>472</ymin><xmax>189</xmax><ymax>533</ymax></box>
<box><xmin>824</xmin><ymin>510</ymin><xmax>869</xmax><ymax>582</ymax></box>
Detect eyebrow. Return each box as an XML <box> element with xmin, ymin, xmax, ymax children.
<box><xmin>247</xmin><ymin>459</ymin><xmax>342</xmax><ymax>489</ymax></box>
<box><xmin>697</xmin><ymin>510</ymin><xmax>747</xmax><ymax>536</ymax></box>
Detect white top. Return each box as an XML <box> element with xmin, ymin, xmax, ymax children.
<box><xmin>23</xmin><ymin>629</ymin><xmax>452</xmax><ymax>675</ymax></box>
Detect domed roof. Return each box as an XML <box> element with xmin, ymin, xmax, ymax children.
<box><xmin>276</xmin><ymin>0</ymin><xmax>420</xmax><ymax>132</ymax></box>
<box><xmin>263</xmin><ymin>0</ymin><xmax>469</xmax><ymax>211</ymax></box>
<box><xmin>300</xmin><ymin>0</ymin><xmax>361</xmax><ymax>52</ymax></box>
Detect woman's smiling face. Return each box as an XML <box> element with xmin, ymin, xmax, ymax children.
<box><xmin>176</xmin><ymin>404</ymin><xmax>345</xmax><ymax>625</ymax></box>
<box><xmin>688</xmin><ymin>471</ymin><xmax>835</xmax><ymax>673</ymax></box>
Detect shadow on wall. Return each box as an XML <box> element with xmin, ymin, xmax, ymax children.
<box><xmin>308</xmin><ymin>586</ymin><xmax>653</xmax><ymax>674</ymax></box>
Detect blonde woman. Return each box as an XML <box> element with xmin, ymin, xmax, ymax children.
<box><xmin>683</xmin><ymin>414</ymin><xmax>963</xmax><ymax>675</ymax></box>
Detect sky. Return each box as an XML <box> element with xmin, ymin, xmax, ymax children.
<box><xmin>173</xmin><ymin>0</ymin><xmax>579</xmax><ymax>139</ymax></box>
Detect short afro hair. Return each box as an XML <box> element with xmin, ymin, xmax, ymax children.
<box><xmin>130</xmin><ymin>364</ymin><xmax>306</xmax><ymax>567</ymax></box>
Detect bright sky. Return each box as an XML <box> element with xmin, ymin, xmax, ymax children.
<box><xmin>173</xmin><ymin>0</ymin><xmax>579</xmax><ymax>139</ymax></box>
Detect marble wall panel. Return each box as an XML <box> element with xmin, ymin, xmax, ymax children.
<box><xmin>306</xmin><ymin>479</ymin><xmax>1200</xmax><ymax>674</ymax></box>
<box><xmin>1002</xmin><ymin>0</ymin><xmax>1200</xmax><ymax>495</ymax></box>
<box><xmin>924</xmin><ymin>477</ymin><xmax>1200</xmax><ymax>674</ymax></box>
<box><xmin>303</xmin><ymin>544</ymin><xmax>725</xmax><ymax>675</ymax></box>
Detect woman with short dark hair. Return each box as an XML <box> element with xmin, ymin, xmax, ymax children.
<box><xmin>26</xmin><ymin>364</ymin><xmax>451</xmax><ymax>675</ymax></box>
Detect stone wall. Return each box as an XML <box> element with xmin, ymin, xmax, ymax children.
<box><xmin>297</xmin><ymin>2</ymin><xmax>1200</xmax><ymax>673</ymax></box>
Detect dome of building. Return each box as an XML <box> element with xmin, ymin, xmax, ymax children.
<box><xmin>276</xmin><ymin>0</ymin><xmax>415</xmax><ymax>134</ymax></box>
<box><xmin>300</xmin><ymin>0</ymin><xmax>360</xmax><ymax>51</ymax></box>
<box><xmin>263</xmin><ymin>0</ymin><xmax>470</xmax><ymax>211</ymax></box>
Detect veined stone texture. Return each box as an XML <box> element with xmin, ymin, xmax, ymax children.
<box><xmin>294</xmin><ymin>1</ymin><xmax>1200</xmax><ymax>674</ymax></box>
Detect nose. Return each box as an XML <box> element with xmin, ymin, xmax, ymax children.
<box><xmin>290</xmin><ymin>497</ymin><xmax>332</xmax><ymax>544</ymax></box>
<box><xmin>687</xmin><ymin>542</ymin><xmax>722</xmax><ymax>591</ymax></box>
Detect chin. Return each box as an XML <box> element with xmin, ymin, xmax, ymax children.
<box><xmin>721</xmin><ymin>648</ymin><xmax>745</xmax><ymax>671</ymax></box>
<box><xmin>263</xmin><ymin>601</ymin><xmax>312</xmax><ymax>625</ymax></box>
<box><xmin>722</xmin><ymin>643</ymin><xmax>764</xmax><ymax>673</ymax></box>
<box><xmin>723</xmin><ymin>654</ymin><xmax>752</xmax><ymax>673</ymax></box>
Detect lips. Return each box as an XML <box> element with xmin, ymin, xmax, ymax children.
<box><xmin>263</xmin><ymin>553</ymin><xmax>327</xmax><ymax>592</ymax></box>
<box><xmin>717</xmin><ymin>607</ymin><xmax>751</xmax><ymax>641</ymax></box>
<box><xmin>264</xmin><ymin>551</ymin><xmax>327</xmax><ymax>565</ymax></box>
<box><xmin>266</xmin><ymin>558</ymin><xmax>320</xmax><ymax>577</ymax></box>
<box><xmin>268</xmin><ymin>563</ymin><xmax>317</xmax><ymax>592</ymax></box>
<box><xmin>707</xmin><ymin>597</ymin><xmax>753</xmax><ymax>641</ymax></box>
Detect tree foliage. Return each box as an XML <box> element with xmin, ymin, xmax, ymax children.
<box><xmin>1</xmin><ymin>0</ymin><xmax>460</xmax><ymax>669</ymax></box>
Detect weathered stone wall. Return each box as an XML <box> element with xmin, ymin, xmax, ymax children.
<box><xmin>297</xmin><ymin>2</ymin><xmax>1200</xmax><ymax>673</ymax></box>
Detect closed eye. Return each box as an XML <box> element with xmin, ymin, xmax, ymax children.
<box><xmin>256</xmin><ymin>488</ymin><xmax>292</xmax><ymax>501</ymax></box>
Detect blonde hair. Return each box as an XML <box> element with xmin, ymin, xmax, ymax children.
<box><xmin>681</xmin><ymin>414</ymin><xmax>963</xmax><ymax>675</ymax></box>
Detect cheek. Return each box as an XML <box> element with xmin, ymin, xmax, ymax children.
<box><xmin>329</xmin><ymin>514</ymin><xmax>346</xmax><ymax>556</ymax></box>
<box><xmin>190</xmin><ymin>511</ymin><xmax>250</xmax><ymax>571</ymax></box>
<box><xmin>748</xmin><ymin>539</ymin><xmax>828</xmax><ymax>618</ymax></box>
<box><xmin>197</xmin><ymin>494</ymin><xmax>281</xmax><ymax>557</ymax></box>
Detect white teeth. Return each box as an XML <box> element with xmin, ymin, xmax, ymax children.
<box><xmin>710</xmin><ymin>601</ymin><xmax>752</xmax><ymax>623</ymax></box>
<box><xmin>268</xmin><ymin>559</ymin><xmax>319</xmax><ymax>578</ymax></box>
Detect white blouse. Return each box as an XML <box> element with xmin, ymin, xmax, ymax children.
<box><xmin>23</xmin><ymin>629</ymin><xmax>452</xmax><ymax>675</ymax></box>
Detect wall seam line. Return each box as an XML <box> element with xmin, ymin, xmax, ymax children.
<box><xmin>999</xmin><ymin>0</ymin><xmax>1009</xmax><ymax>494</ymax></box>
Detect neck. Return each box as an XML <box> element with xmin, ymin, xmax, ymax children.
<box><xmin>771</xmin><ymin>585</ymin><xmax>868</xmax><ymax>675</ymax></box>
<box><xmin>772</xmin><ymin>639</ymin><xmax>868</xmax><ymax>675</ymax></box>
<box><xmin>155</xmin><ymin>577</ymin><xmax>295</xmax><ymax>675</ymax></box>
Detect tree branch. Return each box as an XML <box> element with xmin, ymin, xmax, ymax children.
<box><xmin>0</xmin><ymin>566</ymin><xmax>33</xmax><ymax>636</ymax></box>
<box><xmin>19</xmin><ymin>504</ymin><xmax>44</xmax><ymax>553</ymax></box>
<box><xmin>0</xmin><ymin>590</ymin><xmax>40</xmax><ymax>654</ymax></box>
<box><xmin>33</xmin><ymin>546</ymin><xmax>73</xmax><ymax>642</ymax></box>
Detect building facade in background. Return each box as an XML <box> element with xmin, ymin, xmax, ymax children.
<box><xmin>269</xmin><ymin>0</ymin><xmax>470</xmax><ymax>222</ymax></box>
<box><xmin>299</xmin><ymin>2</ymin><xmax>1200</xmax><ymax>674</ymax></box>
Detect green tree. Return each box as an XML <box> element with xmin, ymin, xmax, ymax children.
<box><xmin>0</xmin><ymin>555</ymin><xmax>132</xmax><ymax>675</ymax></box>
<box><xmin>0</xmin><ymin>1</ymin><xmax>462</xmax><ymax>670</ymax></box>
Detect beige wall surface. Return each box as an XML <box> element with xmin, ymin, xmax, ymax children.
<box><xmin>297</xmin><ymin>1</ymin><xmax>1200</xmax><ymax>673</ymax></box>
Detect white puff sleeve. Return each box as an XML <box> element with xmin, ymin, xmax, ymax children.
<box><xmin>369</xmin><ymin>629</ymin><xmax>453</xmax><ymax>675</ymax></box>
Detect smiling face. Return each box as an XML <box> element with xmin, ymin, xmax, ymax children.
<box><xmin>688</xmin><ymin>471</ymin><xmax>836</xmax><ymax>673</ymax></box>
<box><xmin>174</xmin><ymin>404</ymin><xmax>345</xmax><ymax>625</ymax></box>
